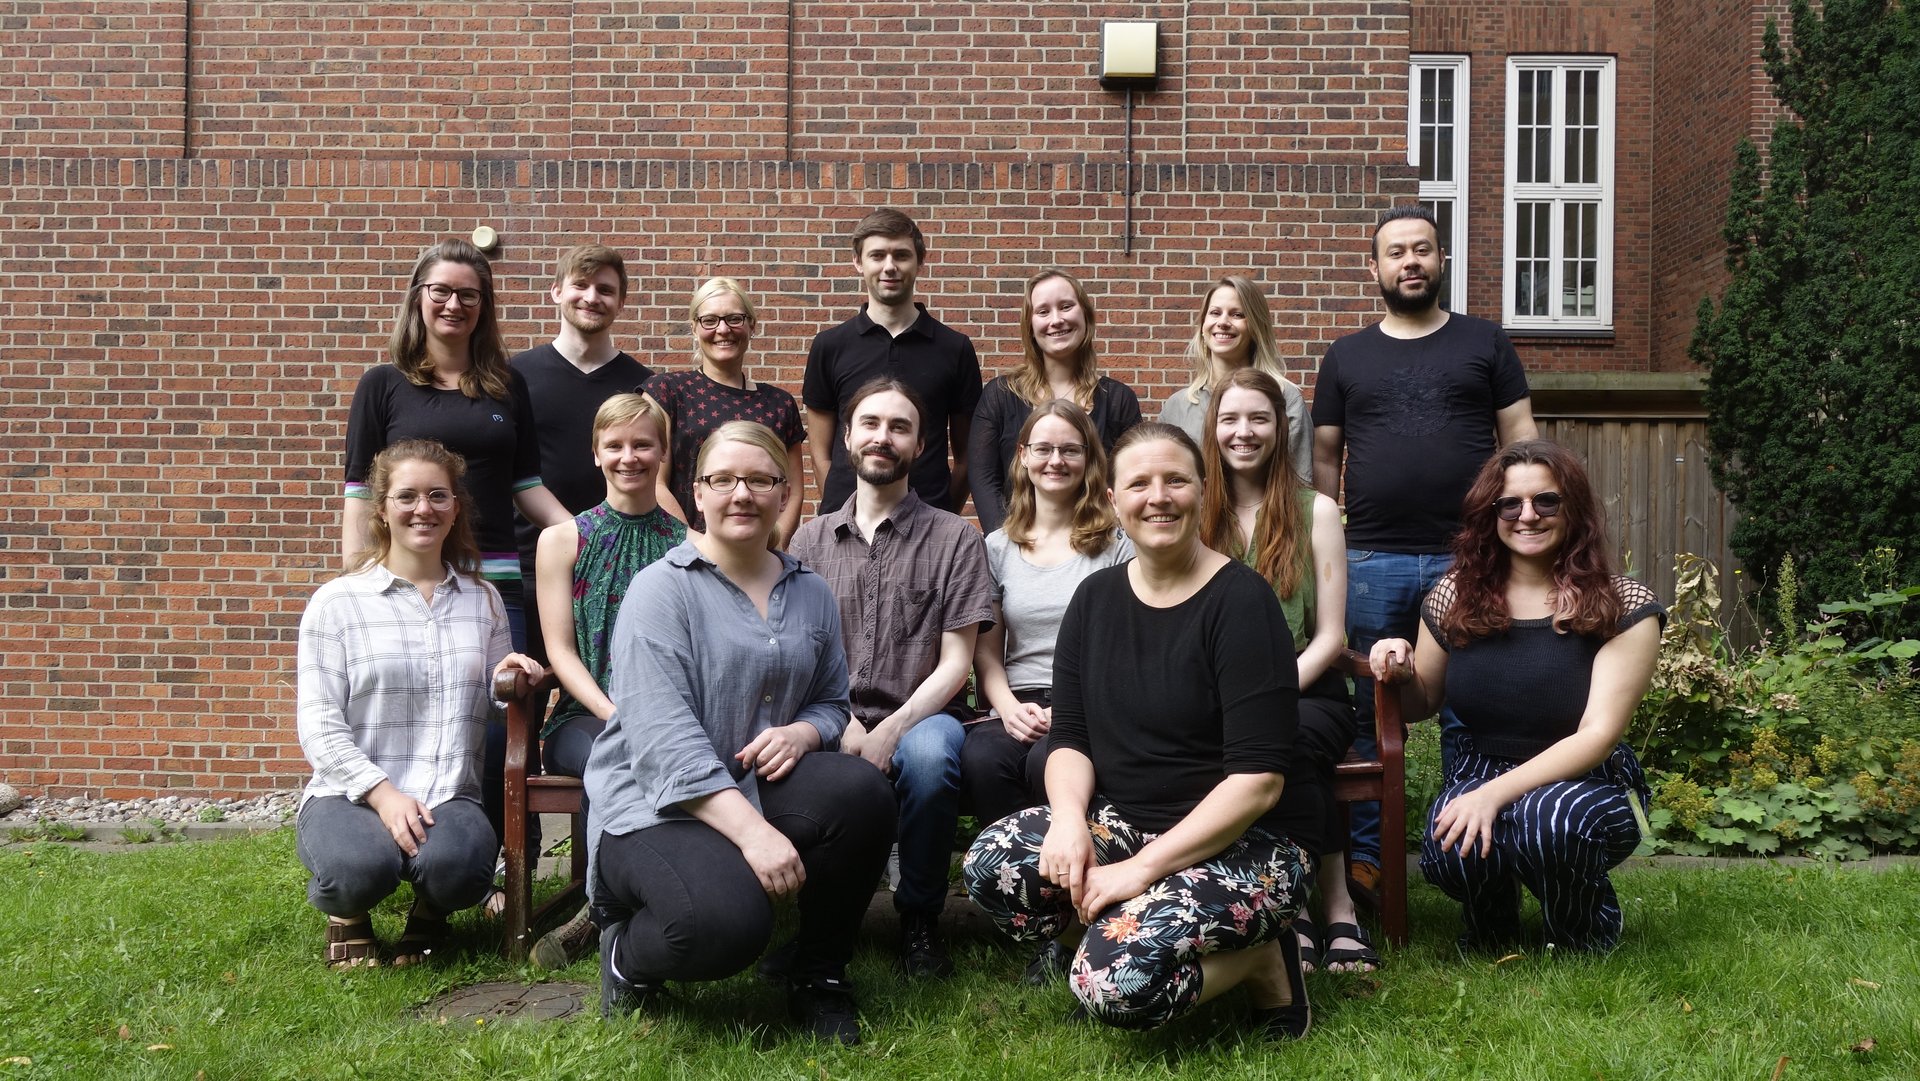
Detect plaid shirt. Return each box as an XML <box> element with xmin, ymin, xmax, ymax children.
<box><xmin>787</xmin><ymin>490</ymin><xmax>994</xmax><ymax>725</ymax></box>
<box><xmin>296</xmin><ymin>564</ymin><xmax>509</xmax><ymax>810</ymax></box>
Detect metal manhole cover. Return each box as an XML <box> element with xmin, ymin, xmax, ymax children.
<box><xmin>420</xmin><ymin>981</ymin><xmax>591</xmax><ymax>1022</ymax></box>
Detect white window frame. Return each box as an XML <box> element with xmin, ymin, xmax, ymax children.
<box><xmin>1409</xmin><ymin>54</ymin><xmax>1469</xmax><ymax>313</ymax></box>
<box><xmin>1502</xmin><ymin>56</ymin><xmax>1615</xmax><ymax>332</ymax></box>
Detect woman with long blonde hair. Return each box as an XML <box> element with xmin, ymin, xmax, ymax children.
<box><xmin>1159</xmin><ymin>275</ymin><xmax>1313</xmax><ymax>483</ymax></box>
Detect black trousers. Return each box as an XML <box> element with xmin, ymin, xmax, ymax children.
<box><xmin>595</xmin><ymin>751</ymin><xmax>896</xmax><ymax>985</ymax></box>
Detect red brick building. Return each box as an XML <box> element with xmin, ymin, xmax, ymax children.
<box><xmin>0</xmin><ymin>2</ymin><xmax>1782</xmax><ymax>796</ymax></box>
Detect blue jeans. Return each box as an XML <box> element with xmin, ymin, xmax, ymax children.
<box><xmin>889</xmin><ymin>711</ymin><xmax>966</xmax><ymax>917</ymax></box>
<box><xmin>1346</xmin><ymin>548</ymin><xmax>1460</xmax><ymax>869</ymax></box>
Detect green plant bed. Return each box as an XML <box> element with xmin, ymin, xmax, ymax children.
<box><xmin>1633</xmin><ymin>555</ymin><xmax>1920</xmax><ymax>858</ymax></box>
<box><xmin>2</xmin><ymin>831</ymin><xmax>1916</xmax><ymax>1078</ymax></box>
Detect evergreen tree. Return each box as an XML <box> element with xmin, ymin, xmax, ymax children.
<box><xmin>1692</xmin><ymin>0</ymin><xmax>1920</xmax><ymax>633</ymax></box>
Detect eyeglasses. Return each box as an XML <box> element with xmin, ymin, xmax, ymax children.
<box><xmin>1493</xmin><ymin>492</ymin><xmax>1564</xmax><ymax>521</ymax></box>
<box><xmin>387</xmin><ymin>489</ymin><xmax>457</xmax><ymax>510</ymax></box>
<box><xmin>695</xmin><ymin>313</ymin><xmax>750</xmax><ymax>330</ymax></box>
<box><xmin>1022</xmin><ymin>442</ymin><xmax>1087</xmax><ymax>462</ymax></box>
<box><xmin>696</xmin><ymin>473</ymin><xmax>785</xmax><ymax>493</ymax></box>
<box><xmin>422</xmin><ymin>283</ymin><xmax>484</xmax><ymax>308</ymax></box>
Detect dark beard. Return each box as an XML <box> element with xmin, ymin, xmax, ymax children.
<box><xmin>1378</xmin><ymin>274</ymin><xmax>1441</xmax><ymax>316</ymax></box>
<box><xmin>855</xmin><ymin>451</ymin><xmax>911</xmax><ymax>486</ymax></box>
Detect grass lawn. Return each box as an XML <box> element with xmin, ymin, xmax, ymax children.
<box><xmin>1</xmin><ymin>831</ymin><xmax>1915</xmax><ymax>1080</ymax></box>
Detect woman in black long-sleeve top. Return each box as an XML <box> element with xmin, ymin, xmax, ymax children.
<box><xmin>968</xmin><ymin>269</ymin><xmax>1140</xmax><ymax>532</ymax></box>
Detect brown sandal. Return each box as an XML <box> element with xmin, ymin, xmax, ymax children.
<box><xmin>325</xmin><ymin>916</ymin><xmax>380</xmax><ymax>969</ymax></box>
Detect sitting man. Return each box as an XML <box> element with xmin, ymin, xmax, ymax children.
<box><xmin>788</xmin><ymin>377</ymin><xmax>994</xmax><ymax>977</ymax></box>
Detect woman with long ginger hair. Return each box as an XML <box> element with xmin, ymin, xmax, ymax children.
<box><xmin>1371</xmin><ymin>440</ymin><xmax>1663</xmax><ymax>952</ymax></box>
<box><xmin>968</xmin><ymin>269</ymin><xmax>1142</xmax><ymax>533</ymax></box>
<box><xmin>297</xmin><ymin>439</ymin><xmax>544</xmax><ymax>969</ymax></box>
<box><xmin>1199</xmin><ymin>367</ymin><xmax>1375</xmax><ymax>973</ymax></box>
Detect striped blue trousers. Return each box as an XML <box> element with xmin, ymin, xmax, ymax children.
<box><xmin>1419</xmin><ymin>742</ymin><xmax>1647</xmax><ymax>952</ymax></box>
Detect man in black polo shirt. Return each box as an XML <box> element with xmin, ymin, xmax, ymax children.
<box><xmin>509</xmin><ymin>243</ymin><xmax>654</xmax><ymax>971</ymax></box>
<box><xmin>803</xmin><ymin>209</ymin><xmax>982</xmax><ymax>515</ymax></box>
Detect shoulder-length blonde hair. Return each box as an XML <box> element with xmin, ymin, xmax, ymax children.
<box><xmin>694</xmin><ymin>420</ymin><xmax>790</xmax><ymax>551</ymax></box>
<box><xmin>1177</xmin><ymin>275</ymin><xmax>1285</xmax><ymax>404</ymax></box>
<box><xmin>387</xmin><ymin>240</ymin><xmax>511</xmax><ymax>402</ymax></box>
<box><xmin>1198</xmin><ymin>368</ymin><xmax>1308</xmax><ymax>597</ymax></box>
<box><xmin>1008</xmin><ymin>269</ymin><xmax>1100</xmax><ymax>409</ymax></box>
<box><xmin>1001</xmin><ymin>399</ymin><xmax>1120</xmax><ymax>558</ymax></box>
<box><xmin>346</xmin><ymin>439</ymin><xmax>485</xmax><ymax>581</ymax></box>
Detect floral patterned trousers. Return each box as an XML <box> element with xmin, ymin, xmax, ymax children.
<box><xmin>963</xmin><ymin>799</ymin><xmax>1307</xmax><ymax>1029</ymax></box>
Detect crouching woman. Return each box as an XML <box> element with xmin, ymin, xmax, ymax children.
<box><xmin>584</xmin><ymin>421</ymin><xmax>896</xmax><ymax>1045</ymax></box>
<box><xmin>296</xmin><ymin>439</ymin><xmax>544</xmax><ymax>968</ymax></box>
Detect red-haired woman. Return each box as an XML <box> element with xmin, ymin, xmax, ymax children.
<box><xmin>1370</xmin><ymin>440</ymin><xmax>1663</xmax><ymax>952</ymax></box>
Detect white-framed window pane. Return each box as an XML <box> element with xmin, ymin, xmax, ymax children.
<box><xmin>1503</xmin><ymin>56</ymin><xmax>1613</xmax><ymax>330</ymax></box>
<box><xmin>1420</xmin><ymin>197</ymin><xmax>1457</xmax><ymax>311</ymax></box>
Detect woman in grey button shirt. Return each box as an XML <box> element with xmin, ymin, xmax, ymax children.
<box><xmin>584</xmin><ymin>421</ymin><xmax>895</xmax><ymax>1046</ymax></box>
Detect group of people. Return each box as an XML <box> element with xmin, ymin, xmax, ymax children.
<box><xmin>295</xmin><ymin>206</ymin><xmax>1666</xmax><ymax>1046</ymax></box>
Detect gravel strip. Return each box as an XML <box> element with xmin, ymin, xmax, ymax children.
<box><xmin>1</xmin><ymin>791</ymin><xmax>298</xmax><ymax>828</ymax></box>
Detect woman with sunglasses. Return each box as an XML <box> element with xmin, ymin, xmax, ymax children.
<box><xmin>968</xmin><ymin>269</ymin><xmax>1141</xmax><ymax>533</ymax></box>
<box><xmin>1199</xmin><ymin>368</ymin><xmax>1375</xmax><ymax>973</ymax></box>
<box><xmin>962</xmin><ymin>399</ymin><xmax>1133</xmax><ymax>983</ymax></box>
<box><xmin>298</xmin><ymin>440</ymin><xmax>544</xmax><ymax>969</ymax></box>
<box><xmin>643</xmin><ymin>278</ymin><xmax>806</xmax><ymax>542</ymax></box>
<box><xmin>1370</xmin><ymin>440</ymin><xmax>1663</xmax><ymax>952</ymax></box>
<box><xmin>586</xmin><ymin>421</ymin><xmax>894</xmax><ymax>1045</ymax></box>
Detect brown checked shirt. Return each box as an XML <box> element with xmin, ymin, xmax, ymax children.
<box><xmin>787</xmin><ymin>490</ymin><xmax>995</xmax><ymax>726</ymax></box>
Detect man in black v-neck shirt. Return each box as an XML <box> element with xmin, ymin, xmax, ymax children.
<box><xmin>803</xmin><ymin>209</ymin><xmax>982</xmax><ymax>516</ymax></box>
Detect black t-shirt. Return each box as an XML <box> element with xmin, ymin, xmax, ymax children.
<box><xmin>1424</xmin><ymin>574</ymin><xmax>1665</xmax><ymax>761</ymax></box>
<box><xmin>509</xmin><ymin>343</ymin><xmax>655</xmax><ymax>554</ymax></box>
<box><xmin>1049</xmin><ymin>560</ymin><xmax>1299</xmax><ymax>833</ymax></box>
<box><xmin>802</xmin><ymin>303</ymin><xmax>982</xmax><ymax>514</ymax></box>
<box><xmin>1311</xmin><ymin>314</ymin><xmax>1530</xmax><ymax>552</ymax></box>
<box><xmin>343</xmin><ymin>364</ymin><xmax>540</xmax><ymax>582</ymax></box>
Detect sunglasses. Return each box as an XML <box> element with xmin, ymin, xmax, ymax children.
<box><xmin>1493</xmin><ymin>492</ymin><xmax>1564</xmax><ymax>521</ymax></box>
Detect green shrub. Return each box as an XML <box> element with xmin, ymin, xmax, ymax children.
<box><xmin>1634</xmin><ymin>554</ymin><xmax>1920</xmax><ymax>857</ymax></box>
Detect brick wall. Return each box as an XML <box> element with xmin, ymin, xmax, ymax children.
<box><xmin>1</xmin><ymin>3</ymin><xmax>1420</xmax><ymax>797</ymax></box>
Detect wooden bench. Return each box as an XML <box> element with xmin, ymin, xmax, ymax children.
<box><xmin>1329</xmin><ymin>648</ymin><xmax>1409</xmax><ymax>947</ymax></box>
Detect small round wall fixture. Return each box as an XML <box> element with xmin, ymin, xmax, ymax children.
<box><xmin>471</xmin><ymin>225</ymin><xmax>501</xmax><ymax>255</ymax></box>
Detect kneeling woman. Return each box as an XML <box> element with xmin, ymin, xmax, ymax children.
<box><xmin>1370</xmin><ymin>440</ymin><xmax>1662</xmax><ymax>952</ymax></box>
<box><xmin>964</xmin><ymin>422</ymin><xmax>1313</xmax><ymax>1037</ymax></box>
<box><xmin>585</xmin><ymin>421</ymin><xmax>895</xmax><ymax>1045</ymax></box>
<box><xmin>296</xmin><ymin>439</ymin><xmax>544</xmax><ymax>968</ymax></box>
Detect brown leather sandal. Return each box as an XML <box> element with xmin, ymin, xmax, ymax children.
<box><xmin>325</xmin><ymin>915</ymin><xmax>380</xmax><ymax>969</ymax></box>
<box><xmin>391</xmin><ymin>907</ymin><xmax>449</xmax><ymax>968</ymax></box>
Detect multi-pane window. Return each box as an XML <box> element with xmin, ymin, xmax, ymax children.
<box><xmin>1410</xmin><ymin>55</ymin><xmax>1468</xmax><ymax>312</ymax></box>
<box><xmin>1503</xmin><ymin>57</ymin><xmax>1614</xmax><ymax>331</ymax></box>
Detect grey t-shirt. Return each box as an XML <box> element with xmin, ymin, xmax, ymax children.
<box><xmin>985</xmin><ymin>527</ymin><xmax>1135</xmax><ymax>702</ymax></box>
<box><xmin>1157</xmin><ymin>377</ymin><xmax>1314</xmax><ymax>485</ymax></box>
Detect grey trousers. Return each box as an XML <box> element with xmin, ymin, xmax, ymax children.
<box><xmin>295</xmin><ymin>794</ymin><xmax>496</xmax><ymax>917</ymax></box>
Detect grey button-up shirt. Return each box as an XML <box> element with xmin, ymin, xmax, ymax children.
<box><xmin>585</xmin><ymin>542</ymin><xmax>850</xmax><ymax>859</ymax></box>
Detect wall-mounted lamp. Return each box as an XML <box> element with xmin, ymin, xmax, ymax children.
<box><xmin>1098</xmin><ymin>21</ymin><xmax>1159</xmax><ymax>253</ymax></box>
<box><xmin>471</xmin><ymin>225</ymin><xmax>502</xmax><ymax>257</ymax></box>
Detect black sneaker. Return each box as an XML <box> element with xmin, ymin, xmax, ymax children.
<box><xmin>898</xmin><ymin>912</ymin><xmax>953</xmax><ymax>979</ymax></box>
<box><xmin>598</xmin><ymin>923</ymin><xmax>664</xmax><ymax>1018</ymax></box>
<box><xmin>788</xmin><ymin>977</ymin><xmax>862</xmax><ymax>1046</ymax></box>
<box><xmin>756</xmin><ymin>939</ymin><xmax>798</xmax><ymax>985</ymax></box>
<box><xmin>1021</xmin><ymin>939</ymin><xmax>1069</xmax><ymax>986</ymax></box>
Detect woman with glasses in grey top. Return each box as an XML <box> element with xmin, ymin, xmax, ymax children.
<box><xmin>584</xmin><ymin>421</ymin><xmax>894</xmax><ymax>1046</ymax></box>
